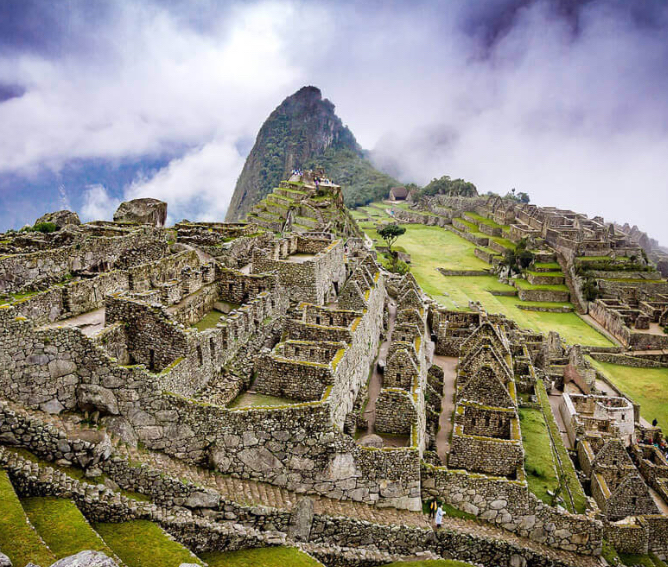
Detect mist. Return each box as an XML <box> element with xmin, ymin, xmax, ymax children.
<box><xmin>0</xmin><ymin>0</ymin><xmax>666</xmax><ymax>243</ymax></box>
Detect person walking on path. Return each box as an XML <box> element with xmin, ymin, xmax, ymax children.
<box><xmin>429</xmin><ymin>499</ymin><xmax>437</xmax><ymax>520</ymax></box>
<box><xmin>434</xmin><ymin>504</ymin><xmax>444</xmax><ymax>530</ymax></box>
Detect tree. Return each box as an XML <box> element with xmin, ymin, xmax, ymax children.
<box><xmin>378</xmin><ymin>224</ymin><xmax>406</xmax><ymax>270</ymax></box>
<box><xmin>378</xmin><ymin>224</ymin><xmax>406</xmax><ymax>253</ymax></box>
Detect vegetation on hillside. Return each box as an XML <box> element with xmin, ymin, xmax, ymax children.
<box><xmin>304</xmin><ymin>147</ymin><xmax>399</xmax><ymax>207</ymax></box>
<box><xmin>418</xmin><ymin>175</ymin><xmax>478</xmax><ymax>198</ymax></box>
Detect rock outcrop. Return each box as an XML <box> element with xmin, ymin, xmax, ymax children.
<box><xmin>113</xmin><ymin>198</ymin><xmax>167</xmax><ymax>227</ymax></box>
<box><xmin>35</xmin><ymin>210</ymin><xmax>81</xmax><ymax>228</ymax></box>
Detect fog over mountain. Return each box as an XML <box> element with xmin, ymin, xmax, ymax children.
<box><xmin>0</xmin><ymin>0</ymin><xmax>666</xmax><ymax>242</ymax></box>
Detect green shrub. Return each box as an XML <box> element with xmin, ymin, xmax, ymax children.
<box><xmin>32</xmin><ymin>222</ymin><xmax>58</xmax><ymax>233</ymax></box>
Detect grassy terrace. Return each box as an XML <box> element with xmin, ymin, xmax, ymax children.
<box><xmin>358</xmin><ymin>222</ymin><xmax>611</xmax><ymax>346</ymax></box>
<box><xmin>0</xmin><ymin>470</ymin><xmax>56</xmax><ymax>567</ymax></box>
<box><xmin>22</xmin><ymin>497</ymin><xmax>114</xmax><ymax>559</ymax></box>
<box><xmin>465</xmin><ymin>211</ymin><xmax>509</xmax><ymax>230</ymax></box>
<box><xmin>535</xmin><ymin>262</ymin><xmax>561</xmax><ymax>270</ymax></box>
<box><xmin>519</xmin><ymin>407</ymin><xmax>560</xmax><ymax>507</ymax></box>
<box><xmin>588</xmin><ymin>358</ymin><xmax>668</xmax><ymax>429</ymax></box>
<box><xmin>202</xmin><ymin>546</ymin><xmax>323</xmax><ymax>567</ymax></box>
<box><xmin>94</xmin><ymin>520</ymin><xmax>202</xmax><ymax>567</ymax></box>
<box><xmin>513</xmin><ymin>279</ymin><xmax>569</xmax><ymax>292</ymax></box>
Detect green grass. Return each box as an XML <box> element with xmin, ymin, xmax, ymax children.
<box><xmin>21</xmin><ymin>497</ymin><xmax>114</xmax><ymax>559</ymax></box>
<box><xmin>526</xmin><ymin>270</ymin><xmax>564</xmax><ymax>278</ymax></box>
<box><xmin>465</xmin><ymin>211</ymin><xmax>509</xmax><ymax>230</ymax></box>
<box><xmin>587</xmin><ymin>358</ymin><xmax>668</xmax><ymax>429</ymax></box>
<box><xmin>422</xmin><ymin>500</ymin><xmax>477</xmax><ymax>521</ymax></box>
<box><xmin>201</xmin><ymin>546</ymin><xmax>323</xmax><ymax>566</ymax></box>
<box><xmin>192</xmin><ymin>309</ymin><xmax>225</xmax><ymax>331</ymax></box>
<box><xmin>514</xmin><ymin>279</ymin><xmax>569</xmax><ymax>292</ymax></box>
<box><xmin>519</xmin><ymin>407</ymin><xmax>561</xmax><ymax>506</ymax></box>
<box><xmin>489</xmin><ymin>236</ymin><xmax>516</xmax><ymax>250</ymax></box>
<box><xmin>535</xmin><ymin>262</ymin><xmax>561</xmax><ymax>270</ymax></box>
<box><xmin>0</xmin><ymin>470</ymin><xmax>56</xmax><ymax>567</ymax></box>
<box><xmin>94</xmin><ymin>520</ymin><xmax>202</xmax><ymax>567</ymax></box>
<box><xmin>534</xmin><ymin>380</ymin><xmax>588</xmax><ymax>513</ymax></box>
<box><xmin>358</xmin><ymin>221</ymin><xmax>611</xmax><ymax>347</ymax></box>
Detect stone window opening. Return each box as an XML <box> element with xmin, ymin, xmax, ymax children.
<box><xmin>197</xmin><ymin>345</ymin><xmax>203</xmax><ymax>366</ymax></box>
<box><xmin>148</xmin><ymin>348</ymin><xmax>155</xmax><ymax>371</ymax></box>
<box><xmin>209</xmin><ymin>337</ymin><xmax>216</xmax><ymax>360</ymax></box>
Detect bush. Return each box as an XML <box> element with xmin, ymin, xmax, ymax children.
<box><xmin>32</xmin><ymin>222</ymin><xmax>57</xmax><ymax>233</ymax></box>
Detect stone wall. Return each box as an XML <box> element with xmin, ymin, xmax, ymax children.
<box><xmin>421</xmin><ymin>465</ymin><xmax>603</xmax><ymax>555</ymax></box>
<box><xmin>375</xmin><ymin>389</ymin><xmax>416</xmax><ymax>435</ymax></box>
<box><xmin>0</xmin><ymin>226</ymin><xmax>168</xmax><ymax>294</ymax></box>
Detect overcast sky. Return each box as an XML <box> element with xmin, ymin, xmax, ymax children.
<box><xmin>0</xmin><ymin>0</ymin><xmax>667</xmax><ymax>243</ymax></box>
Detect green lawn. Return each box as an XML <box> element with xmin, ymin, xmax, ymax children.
<box><xmin>587</xmin><ymin>358</ymin><xmax>668</xmax><ymax>429</ymax></box>
<box><xmin>514</xmin><ymin>279</ymin><xmax>569</xmax><ymax>292</ymax></box>
<box><xmin>0</xmin><ymin>470</ymin><xmax>56</xmax><ymax>567</ymax></box>
<box><xmin>94</xmin><ymin>521</ymin><xmax>202</xmax><ymax>567</ymax></box>
<box><xmin>358</xmin><ymin>223</ymin><xmax>612</xmax><ymax>347</ymax></box>
<box><xmin>519</xmin><ymin>408</ymin><xmax>560</xmax><ymax>506</ymax></box>
<box><xmin>201</xmin><ymin>546</ymin><xmax>323</xmax><ymax>566</ymax></box>
<box><xmin>22</xmin><ymin>497</ymin><xmax>114</xmax><ymax>559</ymax></box>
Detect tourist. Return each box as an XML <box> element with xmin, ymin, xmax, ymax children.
<box><xmin>652</xmin><ymin>418</ymin><xmax>658</xmax><ymax>427</ymax></box>
<box><xmin>429</xmin><ymin>498</ymin><xmax>437</xmax><ymax>520</ymax></box>
<box><xmin>434</xmin><ymin>504</ymin><xmax>444</xmax><ymax>530</ymax></box>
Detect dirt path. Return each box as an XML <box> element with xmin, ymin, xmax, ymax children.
<box><xmin>547</xmin><ymin>389</ymin><xmax>573</xmax><ymax>449</ymax></box>
<box><xmin>363</xmin><ymin>301</ymin><xmax>396</xmax><ymax>435</ymax></box>
<box><xmin>432</xmin><ymin>355</ymin><xmax>458</xmax><ymax>463</ymax></box>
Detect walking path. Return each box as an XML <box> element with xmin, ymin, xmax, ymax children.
<box><xmin>547</xmin><ymin>388</ymin><xmax>573</xmax><ymax>449</ymax></box>
<box><xmin>362</xmin><ymin>301</ymin><xmax>396</xmax><ymax>436</ymax></box>
<box><xmin>432</xmin><ymin>355</ymin><xmax>457</xmax><ymax>462</ymax></box>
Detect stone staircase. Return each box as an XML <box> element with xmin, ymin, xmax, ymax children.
<box><xmin>0</xmin><ymin>400</ymin><xmax>606</xmax><ymax>567</ymax></box>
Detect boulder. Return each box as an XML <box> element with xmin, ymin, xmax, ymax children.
<box><xmin>288</xmin><ymin>496</ymin><xmax>314</xmax><ymax>541</ymax></box>
<box><xmin>113</xmin><ymin>198</ymin><xmax>167</xmax><ymax>227</ymax></box>
<box><xmin>35</xmin><ymin>210</ymin><xmax>81</xmax><ymax>229</ymax></box>
<box><xmin>100</xmin><ymin>416</ymin><xmax>138</xmax><ymax>447</ymax></box>
<box><xmin>0</xmin><ymin>551</ymin><xmax>11</xmax><ymax>567</ymax></box>
<box><xmin>50</xmin><ymin>551</ymin><xmax>118</xmax><ymax>567</ymax></box>
<box><xmin>76</xmin><ymin>385</ymin><xmax>120</xmax><ymax>416</ymax></box>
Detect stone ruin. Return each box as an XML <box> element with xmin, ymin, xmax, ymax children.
<box><xmin>0</xmin><ymin>174</ymin><xmax>666</xmax><ymax>566</ymax></box>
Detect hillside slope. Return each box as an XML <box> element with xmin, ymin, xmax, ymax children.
<box><xmin>226</xmin><ymin>86</ymin><xmax>398</xmax><ymax>221</ymax></box>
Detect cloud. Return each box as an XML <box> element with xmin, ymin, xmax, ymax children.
<box><xmin>0</xmin><ymin>0</ymin><xmax>667</xmax><ymax>243</ymax></box>
<box><xmin>81</xmin><ymin>184</ymin><xmax>120</xmax><ymax>221</ymax></box>
<box><xmin>124</xmin><ymin>139</ymin><xmax>245</xmax><ymax>223</ymax></box>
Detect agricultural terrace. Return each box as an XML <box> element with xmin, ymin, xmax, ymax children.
<box><xmin>588</xmin><ymin>358</ymin><xmax>668</xmax><ymax>430</ymax></box>
<box><xmin>357</xmin><ymin>215</ymin><xmax>612</xmax><ymax>347</ymax></box>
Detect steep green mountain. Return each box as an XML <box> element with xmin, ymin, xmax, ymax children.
<box><xmin>225</xmin><ymin>86</ymin><xmax>398</xmax><ymax>221</ymax></box>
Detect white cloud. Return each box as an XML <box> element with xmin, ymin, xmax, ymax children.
<box><xmin>81</xmin><ymin>184</ymin><xmax>120</xmax><ymax>222</ymax></box>
<box><xmin>124</xmin><ymin>139</ymin><xmax>245</xmax><ymax>223</ymax></box>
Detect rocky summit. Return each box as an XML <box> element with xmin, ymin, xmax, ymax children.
<box><xmin>225</xmin><ymin>86</ymin><xmax>398</xmax><ymax>222</ymax></box>
<box><xmin>1</xmin><ymin>122</ymin><xmax>668</xmax><ymax>567</ymax></box>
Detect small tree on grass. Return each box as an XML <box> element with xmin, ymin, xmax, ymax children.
<box><xmin>378</xmin><ymin>223</ymin><xmax>406</xmax><ymax>270</ymax></box>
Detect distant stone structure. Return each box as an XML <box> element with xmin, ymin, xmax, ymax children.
<box><xmin>113</xmin><ymin>197</ymin><xmax>168</xmax><ymax>227</ymax></box>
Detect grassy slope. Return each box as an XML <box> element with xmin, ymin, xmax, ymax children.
<box><xmin>359</xmin><ymin>222</ymin><xmax>611</xmax><ymax>346</ymax></box>
<box><xmin>588</xmin><ymin>358</ymin><xmax>668</xmax><ymax>428</ymax></box>
<box><xmin>519</xmin><ymin>407</ymin><xmax>560</xmax><ymax>506</ymax></box>
<box><xmin>21</xmin><ymin>497</ymin><xmax>114</xmax><ymax>559</ymax></box>
<box><xmin>201</xmin><ymin>546</ymin><xmax>323</xmax><ymax>567</ymax></box>
<box><xmin>0</xmin><ymin>470</ymin><xmax>56</xmax><ymax>567</ymax></box>
<box><xmin>94</xmin><ymin>520</ymin><xmax>202</xmax><ymax>567</ymax></box>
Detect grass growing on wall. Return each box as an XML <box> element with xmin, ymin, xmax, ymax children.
<box><xmin>94</xmin><ymin>520</ymin><xmax>202</xmax><ymax>567</ymax></box>
<box><xmin>21</xmin><ymin>497</ymin><xmax>114</xmax><ymax>559</ymax></box>
<box><xmin>587</xmin><ymin>358</ymin><xmax>668</xmax><ymax>431</ymax></box>
<box><xmin>0</xmin><ymin>470</ymin><xmax>56</xmax><ymax>567</ymax></box>
<box><xmin>384</xmin><ymin>562</ymin><xmax>476</xmax><ymax>567</ymax></box>
<box><xmin>519</xmin><ymin>407</ymin><xmax>561</xmax><ymax>506</ymax></box>
<box><xmin>201</xmin><ymin>546</ymin><xmax>323</xmax><ymax>566</ymax></box>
